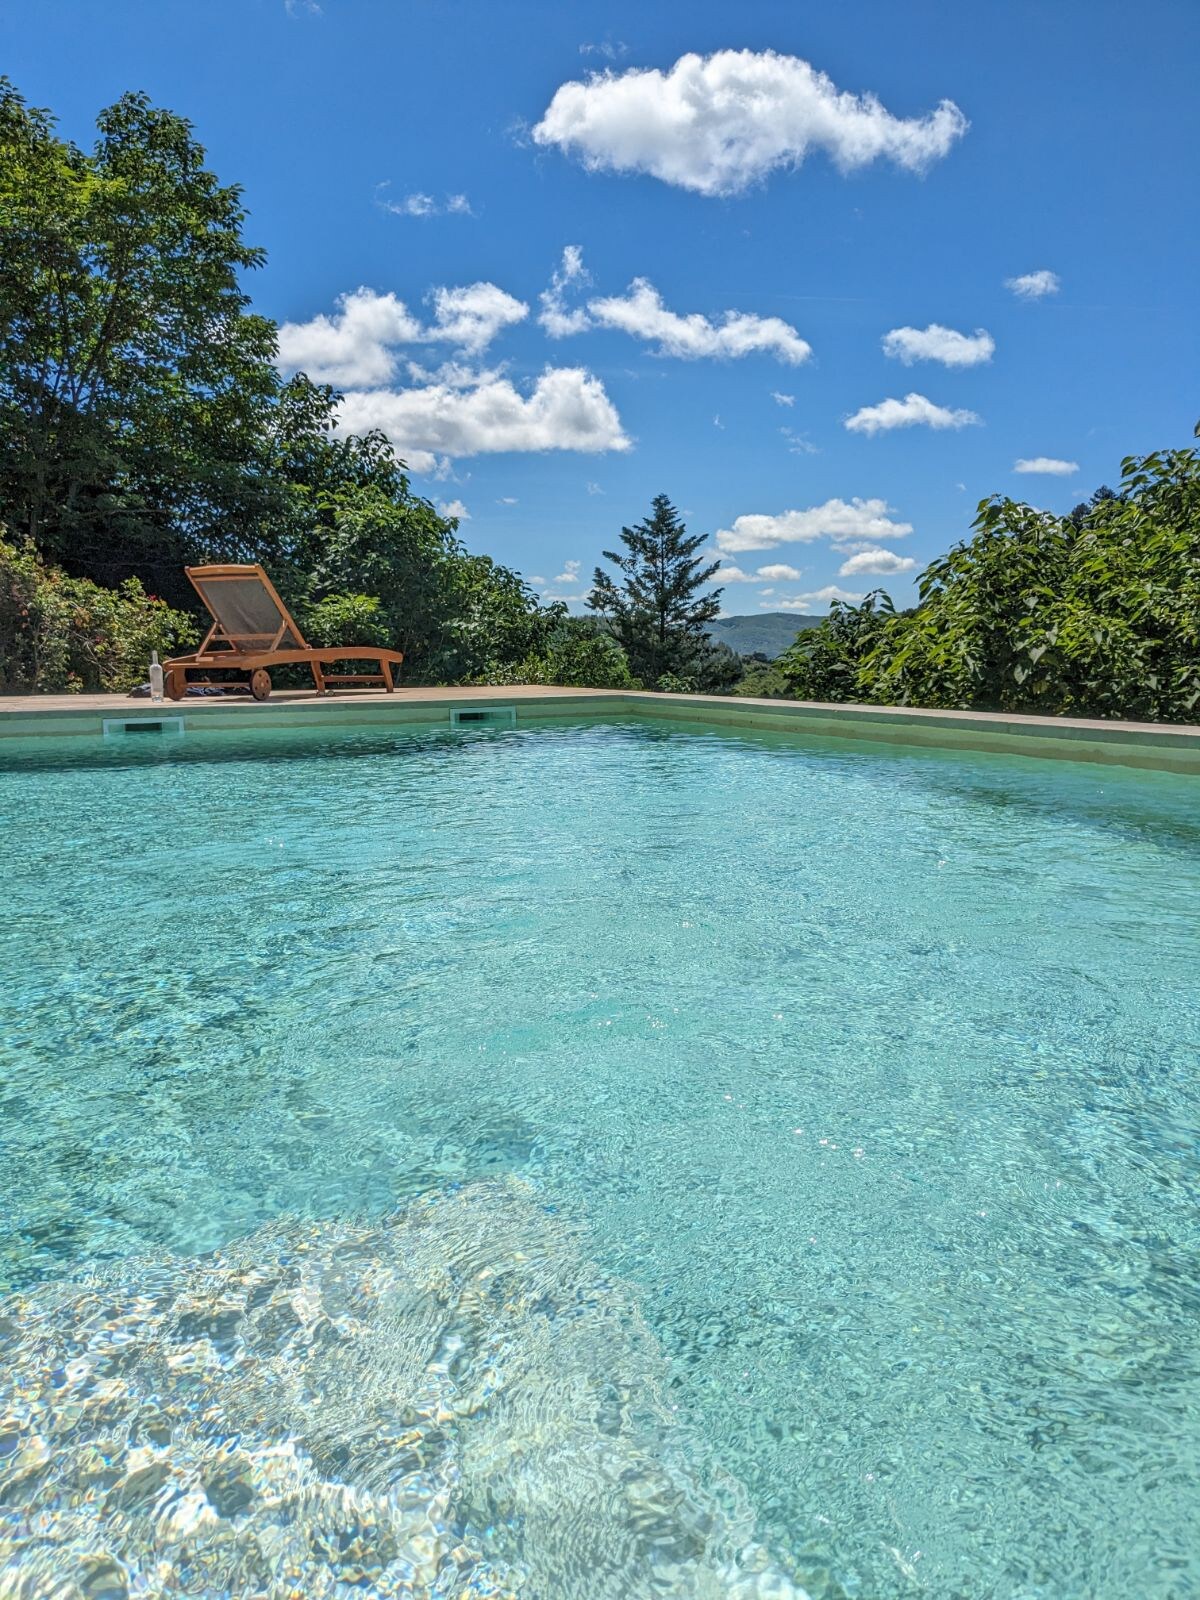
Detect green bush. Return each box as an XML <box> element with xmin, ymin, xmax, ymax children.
<box><xmin>0</xmin><ymin>535</ymin><xmax>198</xmax><ymax>693</ymax></box>
<box><xmin>777</xmin><ymin>593</ymin><xmax>895</xmax><ymax>703</ymax></box>
<box><xmin>474</xmin><ymin>618</ymin><xmax>640</xmax><ymax>689</ymax></box>
<box><xmin>299</xmin><ymin>591</ymin><xmax>391</xmax><ymax>649</ymax></box>
<box><xmin>733</xmin><ymin>660</ymin><xmax>792</xmax><ymax>698</ymax></box>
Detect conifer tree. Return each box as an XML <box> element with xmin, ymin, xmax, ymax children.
<box><xmin>588</xmin><ymin>494</ymin><xmax>724</xmax><ymax>687</ymax></box>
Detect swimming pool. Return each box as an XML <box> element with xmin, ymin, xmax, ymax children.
<box><xmin>2</xmin><ymin>716</ymin><xmax>1197</xmax><ymax>1597</ymax></box>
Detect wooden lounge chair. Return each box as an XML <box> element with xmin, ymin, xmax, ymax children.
<box><xmin>163</xmin><ymin>564</ymin><xmax>404</xmax><ymax>700</ymax></box>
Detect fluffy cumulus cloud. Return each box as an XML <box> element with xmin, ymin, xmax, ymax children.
<box><xmin>881</xmin><ymin>323</ymin><xmax>994</xmax><ymax>367</ymax></box>
<box><xmin>277</xmin><ymin>283</ymin><xmax>627</xmax><ymax>472</ymax></box>
<box><xmin>772</xmin><ymin>391</ymin><xmax>795</xmax><ymax>406</ymax></box>
<box><xmin>1014</xmin><ymin>456</ymin><xmax>1079</xmax><ymax>475</ymax></box>
<box><xmin>1005</xmin><ymin>269</ymin><xmax>1060</xmax><ymax>300</ymax></box>
<box><xmin>426</xmin><ymin>283</ymin><xmax>528</xmax><ymax>353</ymax></box>
<box><xmin>838</xmin><ymin>546</ymin><xmax>917</xmax><ymax>576</ymax></box>
<box><xmin>774</xmin><ymin>586</ymin><xmax>864</xmax><ymax>611</ymax></box>
<box><xmin>532</xmin><ymin>49</ymin><xmax>967</xmax><ymax>197</ymax></box>
<box><xmin>715</xmin><ymin>498</ymin><xmax>913</xmax><ymax>554</ymax></box>
<box><xmin>588</xmin><ymin>280</ymin><xmax>812</xmax><ymax>362</ymax></box>
<box><xmin>844</xmin><ymin>392</ymin><xmax>980</xmax><ymax>435</ymax></box>
<box><xmin>337</xmin><ymin>368</ymin><xmax>631</xmax><ymax>474</ymax></box>
<box><xmin>539</xmin><ymin>250</ymin><xmax>812</xmax><ymax>364</ymax></box>
<box><xmin>277</xmin><ymin>289</ymin><xmax>422</xmax><ymax>387</ymax></box>
<box><xmin>437</xmin><ymin>498</ymin><xmax>470</xmax><ymax>520</ymax></box>
<box><xmin>276</xmin><ymin>283</ymin><xmax>527</xmax><ymax>383</ymax></box>
<box><xmin>713</xmin><ymin>561</ymin><xmax>804</xmax><ymax>583</ymax></box>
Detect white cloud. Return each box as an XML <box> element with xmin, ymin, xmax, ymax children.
<box><xmin>713</xmin><ymin>414</ymin><xmax>724</xmax><ymax>428</ymax></box>
<box><xmin>772</xmin><ymin>391</ymin><xmax>795</xmax><ymax>406</ymax></box>
<box><xmin>532</xmin><ymin>48</ymin><xmax>968</xmax><ymax>197</ymax></box>
<box><xmin>838</xmin><ymin>547</ymin><xmax>917</xmax><ymax>576</ymax></box>
<box><xmin>1005</xmin><ymin>269</ymin><xmax>1060</xmax><ymax>300</ymax></box>
<box><xmin>438</xmin><ymin>499</ymin><xmax>470</xmax><ymax>520</ymax></box>
<box><xmin>781</xmin><ymin>426</ymin><xmax>819</xmax><ymax>455</ymax></box>
<box><xmin>379</xmin><ymin>191</ymin><xmax>474</xmax><ymax>218</ymax></box>
<box><xmin>528</xmin><ymin>575</ymin><xmax>547</xmax><ymax>587</ymax></box>
<box><xmin>539</xmin><ymin>244</ymin><xmax>592</xmax><ymax>337</ymax></box>
<box><xmin>540</xmin><ymin>251</ymin><xmax>811</xmax><ymax>364</ymax></box>
<box><xmin>426</xmin><ymin>282</ymin><xmax>528</xmax><ymax>353</ymax></box>
<box><xmin>542</xmin><ymin>558</ymin><xmax>589</xmax><ymax>602</ymax></box>
<box><xmin>587</xmin><ymin>481</ymin><xmax>604</xmax><ymax>495</ymax></box>
<box><xmin>337</xmin><ymin>367</ymin><xmax>631</xmax><ymax>473</ymax></box>
<box><xmin>713</xmin><ymin>561</ymin><xmax>803</xmax><ymax>583</ymax></box>
<box><xmin>775</xmin><ymin>585</ymin><xmax>864</xmax><ymax>610</ymax></box>
<box><xmin>715</xmin><ymin>497</ymin><xmax>913</xmax><ymax>553</ymax></box>
<box><xmin>845</xmin><ymin>391</ymin><xmax>980</xmax><ymax>435</ymax></box>
<box><xmin>881</xmin><ymin>323</ymin><xmax>994</xmax><ymax>367</ymax></box>
<box><xmin>276</xmin><ymin>283</ymin><xmax>528</xmax><ymax>383</ymax></box>
<box><xmin>580</xmin><ymin>39</ymin><xmax>628</xmax><ymax>59</ymax></box>
<box><xmin>497</xmin><ymin>496</ymin><xmax>519</xmax><ymax>504</ymax></box>
<box><xmin>1014</xmin><ymin>456</ymin><xmax>1079</xmax><ymax>475</ymax></box>
<box><xmin>284</xmin><ymin>0</ymin><xmax>320</xmax><ymax>15</ymax></box>
<box><xmin>587</xmin><ymin>278</ymin><xmax>812</xmax><ymax>363</ymax></box>
<box><xmin>277</xmin><ymin>289</ymin><xmax>422</xmax><ymax>387</ymax></box>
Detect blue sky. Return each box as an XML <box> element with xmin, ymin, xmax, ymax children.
<box><xmin>4</xmin><ymin>0</ymin><xmax>1198</xmax><ymax>614</ymax></box>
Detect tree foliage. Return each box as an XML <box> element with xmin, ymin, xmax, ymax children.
<box><xmin>588</xmin><ymin>494</ymin><xmax>728</xmax><ymax>689</ymax></box>
<box><xmin>0</xmin><ymin>79</ymin><xmax>568</xmax><ymax>688</ymax></box>
<box><xmin>779</xmin><ymin>429</ymin><xmax>1200</xmax><ymax>721</ymax></box>
<box><xmin>0</xmin><ymin>80</ymin><xmax>282</xmax><ymax>596</ymax></box>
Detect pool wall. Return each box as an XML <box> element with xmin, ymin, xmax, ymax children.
<box><xmin>1</xmin><ymin>687</ymin><xmax>1198</xmax><ymax>773</ymax></box>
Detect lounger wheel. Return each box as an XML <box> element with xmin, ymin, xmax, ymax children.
<box><xmin>249</xmin><ymin>668</ymin><xmax>272</xmax><ymax>701</ymax></box>
<box><xmin>165</xmin><ymin>669</ymin><xmax>187</xmax><ymax>701</ymax></box>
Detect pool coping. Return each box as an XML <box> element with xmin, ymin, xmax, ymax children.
<box><xmin>0</xmin><ymin>686</ymin><xmax>1198</xmax><ymax>773</ymax></box>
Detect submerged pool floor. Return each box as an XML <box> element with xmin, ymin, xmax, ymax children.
<box><xmin>1</xmin><ymin>719</ymin><xmax>1198</xmax><ymax>1597</ymax></box>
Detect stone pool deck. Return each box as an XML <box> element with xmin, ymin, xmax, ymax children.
<box><xmin>1</xmin><ymin>685</ymin><xmax>1198</xmax><ymax>773</ymax></box>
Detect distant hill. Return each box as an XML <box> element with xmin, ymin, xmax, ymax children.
<box><xmin>705</xmin><ymin>612</ymin><xmax>821</xmax><ymax>659</ymax></box>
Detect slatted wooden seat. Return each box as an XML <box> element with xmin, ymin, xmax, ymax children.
<box><xmin>164</xmin><ymin>564</ymin><xmax>404</xmax><ymax>700</ymax></box>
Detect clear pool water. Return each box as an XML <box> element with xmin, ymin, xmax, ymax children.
<box><xmin>1</xmin><ymin>717</ymin><xmax>1197</xmax><ymax>1598</ymax></box>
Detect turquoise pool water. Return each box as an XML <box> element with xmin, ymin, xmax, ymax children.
<box><xmin>1</xmin><ymin>717</ymin><xmax>1197</xmax><ymax>1597</ymax></box>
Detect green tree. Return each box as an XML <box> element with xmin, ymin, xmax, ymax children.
<box><xmin>588</xmin><ymin>494</ymin><xmax>723</xmax><ymax>687</ymax></box>
<box><xmin>292</xmin><ymin>468</ymin><xmax>557</xmax><ymax>685</ymax></box>
<box><xmin>0</xmin><ymin>80</ymin><xmax>282</xmax><ymax>599</ymax></box>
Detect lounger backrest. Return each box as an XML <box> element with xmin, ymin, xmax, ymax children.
<box><xmin>186</xmin><ymin>565</ymin><xmax>308</xmax><ymax>651</ymax></box>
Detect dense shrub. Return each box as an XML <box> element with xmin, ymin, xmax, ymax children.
<box><xmin>732</xmin><ymin>660</ymin><xmax>793</xmax><ymax>698</ymax></box>
<box><xmin>0</xmin><ymin>535</ymin><xmax>198</xmax><ymax>692</ymax></box>
<box><xmin>300</xmin><ymin>592</ymin><xmax>391</xmax><ymax>649</ymax></box>
<box><xmin>475</xmin><ymin>618</ymin><xmax>640</xmax><ymax>689</ymax></box>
